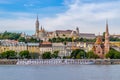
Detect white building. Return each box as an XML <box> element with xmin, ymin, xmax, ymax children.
<box><xmin>52</xmin><ymin>43</ymin><xmax>66</xmax><ymax>57</ymax></box>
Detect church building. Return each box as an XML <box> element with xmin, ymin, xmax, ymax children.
<box><xmin>93</xmin><ymin>20</ymin><xmax>110</xmax><ymax>58</ymax></box>
<box><xmin>35</xmin><ymin>16</ymin><xmax>48</xmax><ymax>41</ymax></box>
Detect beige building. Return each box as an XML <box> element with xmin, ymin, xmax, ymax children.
<box><xmin>39</xmin><ymin>41</ymin><xmax>52</xmax><ymax>54</ymax></box>
<box><xmin>0</xmin><ymin>40</ymin><xmax>40</xmax><ymax>54</ymax></box>
<box><xmin>48</xmin><ymin>27</ymin><xmax>80</xmax><ymax>39</ymax></box>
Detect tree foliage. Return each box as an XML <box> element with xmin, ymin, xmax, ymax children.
<box><xmin>42</xmin><ymin>52</ymin><xmax>51</xmax><ymax>59</ymax></box>
<box><xmin>105</xmin><ymin>48</ymin><xmax>120</xmax><ymax>59</ymax></box>
<box><xmin>18</xmin><ymin>37</ymin><xmax>26</xmax><ymax>42</ymax></box>
<box><xmin>0</xmin><ymin>31</ymin><xmax>20</xmax><ymax>40</ymax></box>
<box><xmin>86</xmin><ymin>51</ymin><xmax>99</xmax><ymax>59</ymax></box>
<box><xmin>19</xmin><ymin>50</ymin><xmax>31</xmax><ymax>59</ymax></box>
<box><xmin>0</xmin><ymin>50</ymin><xmax>17</xmax><ymax>59</ymax></box>
<box><xmin>51</xmin><ymin>51</ymin><xmax>59</xmax><ymax>59</ymax></box>
<box><xmin>49</xmin><ymin>37</ymin><xmax>96</xmax><ymax>43</ymax></box>
<box><xmin>70</xmin><ymin>49</ymin><xmax>86</xmax><ymax>59</ymax></box>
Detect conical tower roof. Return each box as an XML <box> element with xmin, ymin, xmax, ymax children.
<box><xmin>106</xmin><ymin>19</ymin><xmax>109</xmax><ymax>35</ymax></box>
<box><xmin>95</xmin><ymin>35</ymin><xmax>102</xmax><ymax>45</ymax></box>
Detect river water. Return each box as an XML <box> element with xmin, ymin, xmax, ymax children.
<box><xmin>0</xmin><ymin>64</ymin><xmax>120</xmax><ymax>80</ymax></box>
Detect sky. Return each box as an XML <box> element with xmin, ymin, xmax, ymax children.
<box><xmin>0</xmin><ymin>0</ymin><xmax>120</xmax><ymax>35</ymax></box>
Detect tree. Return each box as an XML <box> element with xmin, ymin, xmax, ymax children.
<box><xmin>70</xmin><ymin>49</ymin><xmax>86</xmax><ymax>59</ymax></box>
<box><xmin>114</xmin><ymin>52</ymin><xmax>120</xmax><ymax>59</ymax></box>
<box><xmin>105</xmin><ymin>48</ymin><xmax>120</xmax><ymax>59</ymax></box>
<box><xmin>0</xmin><ymin>50</ymin><xmax>17</xmax><ymax>59</ymax></box>
<box><xmin>18</xmin><ymin>37</ymin><xmax>26</xmax><ymax>42</ymax></box>
<box><xmin>51</xmin><ymin>51</ymin><xmax>59</xmax><ymax>59</ymax></box>
<box><xmin>0</xmin><ymin>52</ymin><xmax>7</xmax><ymax>59</ymax></box>
<box><xmin>42</xmin><ymin>52</ymin><xmax>51</xmax><ymax>59</ymax></box>
<box><xmin>19</xmin><ymin>50</ymin><xmax>31</xmax><ymax>59</ymax></box>
<box><xmin>86</xmin><ymin>51</ymin><xmax>99</xmax><ymax>59</ymax></box>
<box><xmin>76</xmin><ymin>53</ymin><xmax>81</xmax><ymax>59</ymax></box>
<box><xmin>0</xmin><ymin>31</ymin><xmax>21</xmax><ymax>40</ymax></box>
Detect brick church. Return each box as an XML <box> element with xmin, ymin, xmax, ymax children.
<box><xmin>93</xmin><ymin>20</ymin><xmax>110</xmax><ymax>58</ymax></box>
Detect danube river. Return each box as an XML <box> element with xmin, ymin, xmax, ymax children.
<box><xmin>0</xmin><ymin>65</ymin><xmax>120</xmax><ymax>80</ymax></box>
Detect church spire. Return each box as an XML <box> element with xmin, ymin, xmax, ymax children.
<box><xmin>104</xmin><ymin>19</ymin><xmax>110</xmax><ymax>54</ymax></box>
<box><xmin>106</xmin><ymin>19</ymin><xmax>109</xmax><ymax>35</ymax></box>
<box><xmin>35</xmin><ymin>14</ymin><xmax>39</xmax><ymax>38</ymax></box>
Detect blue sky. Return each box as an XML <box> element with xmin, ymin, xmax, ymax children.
<box><xmin>0</xmin><ymin>0</ymin><xmax>120</xmax><ymax>35</ymax></box>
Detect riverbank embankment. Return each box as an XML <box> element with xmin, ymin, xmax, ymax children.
<box><xmin>0</xmin><ymin>59</ymin><xmax>120</xmax><ymax>65</ymax></box>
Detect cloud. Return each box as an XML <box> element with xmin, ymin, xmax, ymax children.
<box><xmin>0</xmin><ymin>0</ymin><xmax>120</xmax><ymax>35</ymax></box>
<box><xmin>24</xmin><ymin>4</ymin><xmax>34</xmax><ymax>7</ymax></box>
<box><xmin>0</xmin><ymin>12</ymin><xmax>35</xmax><ymax>34</ymax></box>
<box><xmin>41</xmin><ymin>0</ymin><xmax>120</xmax><ymax>34</ymax></box>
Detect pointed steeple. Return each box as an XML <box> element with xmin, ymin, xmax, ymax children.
<box><xmin>106</xmin><ymin>19</ymin><xmax>109</xmax><ymax>35</ymax></box>
<box><xmin>35</xmin><ymin>14</ymin><xmax>39</xmax><ymax>38</ymax></box>
<box><xmin>36</xmin><ymin>14</ymin><xmax>39</xmax><ymax>24</ymax></box>
<box><xmin>104</xmin><ymin>19</ymin><xmax>110</xmax><ymax>54</ymax></box>
<box><xmin>76</xmin><ymin>26</ymin><xmax>80</xmax><ymax>37</ymax></box>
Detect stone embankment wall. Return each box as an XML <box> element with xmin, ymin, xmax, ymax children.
<box><xmin>0</xmin><ymin>59</ymin><xmax>17</xmax><ymax>65</ymax></box>
<box><xmin>0</xmin><ymin>59</ymin><xmax>120</xmax><ymax>65</ymax></box>
<box><xmin>95</xmin><ymin>59</ymin><xmax>120</xmax><ymax>65</ymax></box>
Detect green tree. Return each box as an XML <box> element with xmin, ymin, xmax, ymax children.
<box><xmin>51</xmin><ymin>51</ymin><xmax>59</xmax><ymax>58</ymax></box>
<box><xmin>0</xmin><ymin>50</ymin><xmax>17</xmax><ymax>59</ymax></box>
<box><xmin>18</xmin><ymin>37</ymin><xmax>26</xmax><ymax>42</ymax></box>
<box><xmin>114</xmin><ymin>52</ymin><xmax>120</xmax><ymax>59</ymax></box>
<box><xmin>76</xmin><ymin>53</ymin><xmax>81</xmax><ymax>59</ymax></box>
<box><xmin>105</xmin><ymin>48</ymin><xmax>120</xmax><ymax>59</ymax></box>
<box><xmin>0</xmin><ymin>31</ymin><xmax>21</xmax><ymax>40</ymax></box>
<box><xmin>86</xmin><ymin>51</ymin><xmax>99</xmax><ymax>59</ymax></box>
<box><xmin>71</xmin><ymin>49</ymin><xmax>86</xmax><ymax>59</ymax></box>
<box><xmin>42</xmin><ymin>52</ymin><xmax>51</xmax><ymax>59</ymax></box>
<box><xmin>19</xmin><ymin>50</ymin><xmax>31</xmax><ymax>59</ymax></box>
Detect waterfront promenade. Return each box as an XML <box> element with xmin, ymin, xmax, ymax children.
<box><xmin>0</xmin><ymin>59</ymin><xmax>120</xmax><ymax>65</ymax></box>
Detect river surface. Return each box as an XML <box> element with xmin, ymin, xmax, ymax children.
<box><xmin>0</xmin><ymin>64</ymin><xmax>120</xmax><ymax>80</ymax></box>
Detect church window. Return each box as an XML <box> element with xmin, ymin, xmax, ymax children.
<box><xmin>98</xmin><ymin>51</ymin><xmax>100</xmax><ymax>54</ymax></box>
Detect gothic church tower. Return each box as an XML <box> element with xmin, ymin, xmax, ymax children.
<box><xmin>104</xmin><ymin>20</ymin><xmax>110</xmax><ymax>54</ymax></box>
<box><xmin>76</xmin><ymin>27</ymin><xmax>80</xmax><ymax>37</ymax></box>
<box><xmin>35</xmin><ymin>15</ymin><xmax>39</xmax><ymax>38</ymax></box>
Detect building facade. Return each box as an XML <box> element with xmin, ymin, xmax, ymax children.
<box><xmin>93</xmin><ymin>21</ymin><xmax>110</xmax><ymax>58</ymax></box>
<box><xmin>35</xmin><ymin>16</ymin><xmax>48</xmax><ymax>41</ymax></box>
